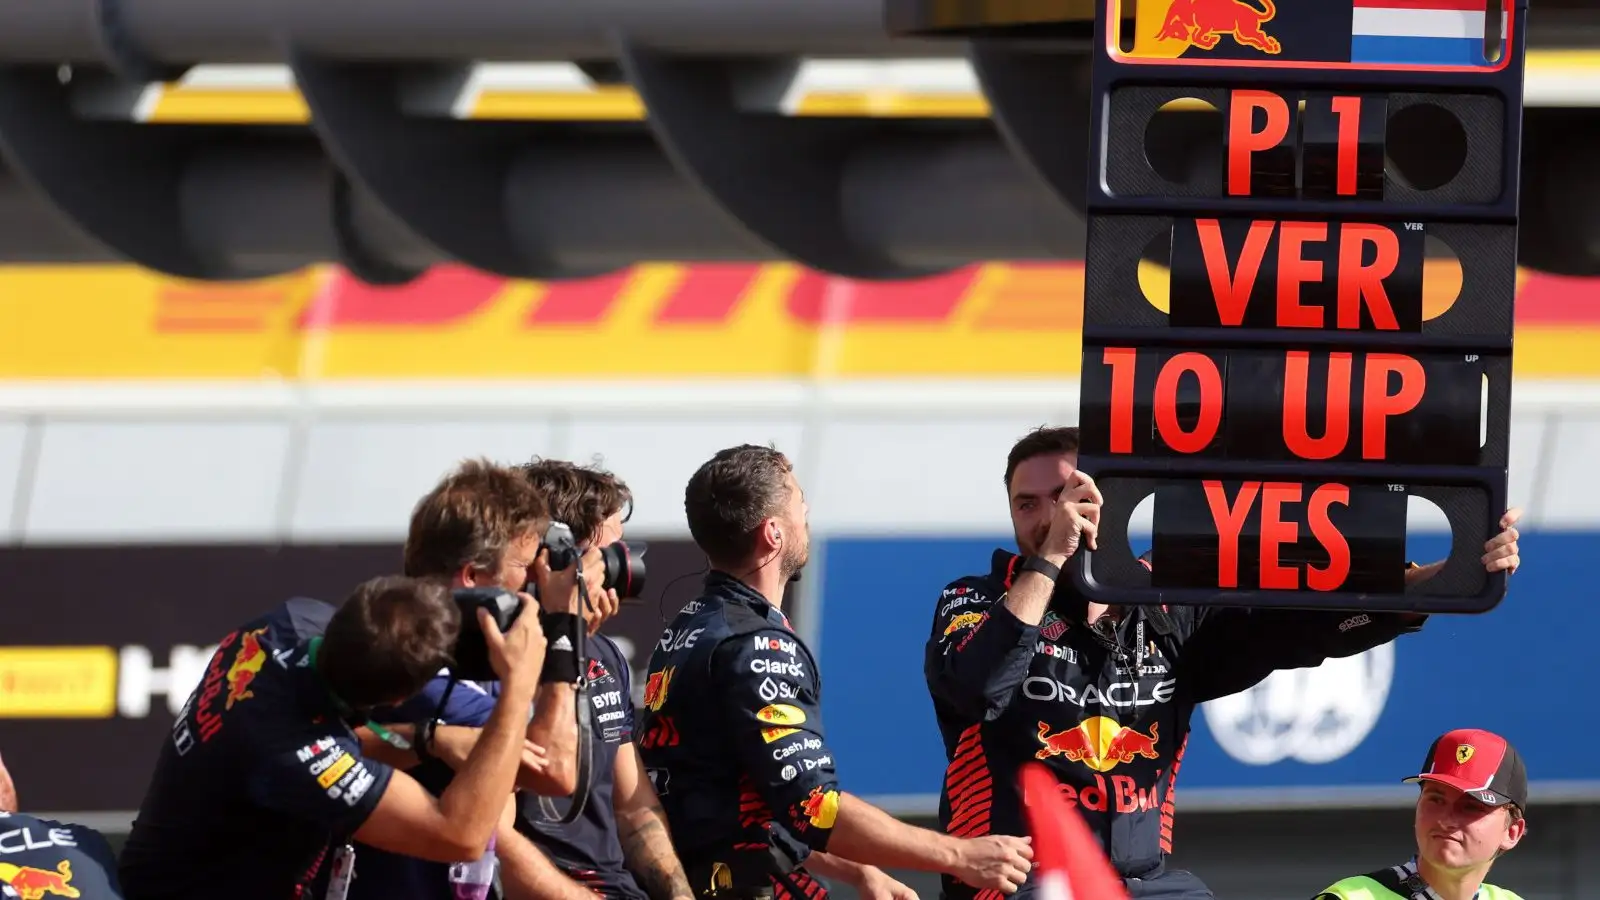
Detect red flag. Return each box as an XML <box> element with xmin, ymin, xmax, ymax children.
<box><xmin>1019</xmin><ymin>763</ymin><xmax>1131</xmax><ymax>900</ymax></box>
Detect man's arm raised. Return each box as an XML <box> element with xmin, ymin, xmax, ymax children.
<box><xmin>924</xmin><ymin>470</ymin><xmax>1100</xmax><ymax>723</ymax></box>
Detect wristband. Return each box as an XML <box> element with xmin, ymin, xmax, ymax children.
<box><xmin>1018</xmin><ymin>555</ymin><xmax>1062</xmax><ymax>583</ymax></box>
<box><xmin>539</xmin><ymin>612</ymin><xmax>583</xmax><ymax>684</ymax></box>
<box><xmin>414</xmin><ymin>718</ymin><xmax>442</xmax><ymax>764</ymax></box>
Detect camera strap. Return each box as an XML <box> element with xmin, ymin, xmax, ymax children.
<box><xmin>529</xmin><ymin>572</ymin><xmax>595</xmax><ymax>827</ymax></box>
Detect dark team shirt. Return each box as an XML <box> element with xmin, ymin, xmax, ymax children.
<box><xmin>351</xmin><ymin>634</ymin><xmax>644</xmax><ymax>900</ymax></box>
<box><xmin>518</xmin><ymin>634</ymin><xmax>644</xmax><ymax>900</ymax></box>
<box><xmin>345</xmin><ymin>672</ymin><xmax>506</xmax><ymax>900</ymax></box>
<box><xmin>0</xmin><ymin>811</ymin><xmax>123</xmax><ymax>900</ymax></box>
<box><xmin>925</xmin><ymin>549</ymin><xmax>1425</xmax><ymax>899</ymax></box>
<box><xmin>636</xmin><ymin>572</ymin><xmax>838</xmax><ymax>900</ymax></box>
<box><xmin>119</xmin><ymin>598</ymin><xmax>396</xmax><ymax>900</ymax></box>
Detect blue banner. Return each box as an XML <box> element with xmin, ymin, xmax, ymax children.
<box><xmin>815</xmin><ymin>532</ymin><xmax>1591</xmax><ymax>812</ymax></box>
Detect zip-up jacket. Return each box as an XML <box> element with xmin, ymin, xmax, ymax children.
<box><xmin>637</xmin><ymin>572</ymin><xmax>838</xmax><ymax>900</ymax></box>
<box><xmin>925</xmin><ymin>549</ymin><xmax>1425</xmax><ymax>899</ymax></box>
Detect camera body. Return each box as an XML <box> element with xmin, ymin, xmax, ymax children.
<box><xmin>544</xmin><ymin>520</ymin><xmax>580</xmax><ymax>571</ymax></box>
<box><xmin>449</xmin><ymin>586</ymin><xmax>524</xmax><ymax>682</ymax></box>
<box><xmin>542</xmin><ymin>519</ymin><xmax>650</xmax><ymax>600</ymax></box>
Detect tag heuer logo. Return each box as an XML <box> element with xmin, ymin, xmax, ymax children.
<box><xmin>1041</xmin><ymin>613</ymin><xmax>1068</xmax><ymax>642</ymax></box>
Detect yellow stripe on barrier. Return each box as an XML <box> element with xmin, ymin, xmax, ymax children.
<box><xmin>471</xmin><ymin>86</ymin><xmax>646</xmax><ymax>120</ymax></box>
<box><xmin>146</xmin><ymin>89</ymin><xmax>311</xmax><ymax>124</ymax></box>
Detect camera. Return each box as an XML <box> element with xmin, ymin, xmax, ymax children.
<box><xmin>544</xmin><ymin>519</ymin><xmax>649</xmax><ymax>601</ymax></box>
<box><xmin>543</xmin><ymin>521</ymin><xmax>580</xmax><ymax>570</ymax></box>
<box><xmin>449</xmin><ymin>586</ymin><xmax>525</xmax><ymax>681</ymax></box>
<box><xmin>600</xmin><ymin>540</ymin><xmax>648</xmax><ymax>600</ymax></box>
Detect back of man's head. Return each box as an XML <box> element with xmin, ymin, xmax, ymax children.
<box><xmin>521</xmin><ymin>458</ymin><xmax>633</xmax><ymax>547</ymax></box>
<box><xmin>684</xmin><ymin>444</ymin><xmax>792</xmax><ymax>568</ymax></box>
<box><xmin>321</xmin><ymin>575</ymin><xmax>461</xmax><ymax>711</ymax></box>
<box><xmin>404</xmin><ymin>458</ymin><xmax>550</xmax><ymax>581</ymax></box>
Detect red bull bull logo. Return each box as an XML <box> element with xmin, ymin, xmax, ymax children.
<box><xmin>799</xmin><ymin>786</ymin><xmax>839</xmax><ymax>829</ymax></box>
<box><xmin>1035</xmin><ymin>722</ymin><xmax>1095</xmax><ymax>763</ymax></box>
<box><xmin>1155</xmin><ymin>0</ymin><xmax>1281</xmax><ymax>55</ymax></box>
<box><xmin>0</xmin><ymin>860</ymin><xmax>79</xmax><ymax>900</ymax></box>
<box><xmin>1034</xmin><ymin>717</ymin><xmax>1160</xmax><ymax>772</ymax></box>
<box><xmin>224</xmin><ymin>627</ymin><xmax>269</xmax><ymax>709</ymax></box>
<box><xmin>642</xmin><ymin>667</ymin><xmax>675</xmax><ymax>712</ymax></box>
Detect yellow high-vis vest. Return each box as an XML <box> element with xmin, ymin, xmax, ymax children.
<box><xmin>1313</xmin><ymin>860</ymin><xmax>1523</xmax><ymax>900</ymax></box>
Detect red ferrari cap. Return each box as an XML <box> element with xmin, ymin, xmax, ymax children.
<box><xmin>1403</xmin><ymin>728</ymin><xmax>1527</xmax><ymax>809</ymax></box>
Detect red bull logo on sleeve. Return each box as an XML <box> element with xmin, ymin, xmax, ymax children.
<box><xmin>223</xmin><ymin>627</ymin><xmax>269</xmax><ymax>710</ymax></box>
<box><xmin>642</xmin><ymin>667</ymin><xmax>674</xmax><ymax>712</ymax></box>
<box><xmin>1154</xmin><ymin>0</ymin><xmax>1281</xmax><ymax>55</ymax></box>
<box><xmin>0</xmin><ymin>860</ymin><xmax>79</xmax><ymax>900</ymax></box>
<box><xmin>799</xmin><ymin>786</ymin><xmax>839</xmax><ymax>830</ymax></box>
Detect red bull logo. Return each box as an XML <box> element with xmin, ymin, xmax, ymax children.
<box><xmin>224</xmin><ymin>627</ymin><xmax>269</xmax><ymax>709</ymax></box>
<box><xmin>799</xmin><ymin>786</ymin><xmax>839</xmax><ymax>829</ymax></box>
<box><xmin>0</xmin><ymin>860</ymin><xmax>79</xmax><ymax>900</ymax></box>
<box><xmin>1034</xmin><ymin>717</ymin><xmax>1160</xmax><ymax>772</ymax></box>
<box><xmin>1155</xmin><ymin>0</ymin><xmax>1281</xmax><ymax>55</ymax></box>
<box><xmin>642</xmin><ymin>667</ymin><xmax>675</xmax><ymax>712</ymax></box>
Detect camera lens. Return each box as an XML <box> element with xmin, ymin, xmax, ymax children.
<box><xmin>600</xmin><ymin>541</ymin><xmax>648</xmax><ymax>599</ymax></box>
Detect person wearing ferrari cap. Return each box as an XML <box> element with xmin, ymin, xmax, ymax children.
<box><xmin>1311</xmin><ymin>728</ymin><xmax>1528</xmax><ymax>900</ymax></box>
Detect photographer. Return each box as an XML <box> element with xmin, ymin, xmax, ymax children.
<box><xmin>512</xmin><ymin>459</ymin><xmax>691</xmax><ymax>900</ymax></box>
<box><xmin>117</xmin><ymin>575</ymin><xmax>546</xmax><ymax>900</ymax></box>
<box><xmin>346</xmin><ymin>459</ymin><xmax>602</xmax><ymax>900</ymax></box>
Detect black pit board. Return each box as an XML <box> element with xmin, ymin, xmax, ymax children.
<box><xmin>1073</xmin><ymin>0</ymin><xmax>1527</xmax><ymax>614</ymax></box>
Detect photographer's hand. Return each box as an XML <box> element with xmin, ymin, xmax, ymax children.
<box><xmin>531</xmin><ymin>548</ymin><xmax>584</xmax><ymax>616</ymax></box>
<box><xmin>580</xmin><ymin>546</ymin><xmax>621</xmax><ymax>635</ymax></box>
<box><xmin>484</xmin><ymin>604</ymin><xmax>546</xmax><ymax>693</ymax></box>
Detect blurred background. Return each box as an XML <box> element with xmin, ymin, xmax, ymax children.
<box><xmin>1</xmin><ymin>2</ymin><xmax>1598</xmax><ymax>897</ymax></box>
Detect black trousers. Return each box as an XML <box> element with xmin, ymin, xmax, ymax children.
<box><xmin>1124</xmin><ymin>868</ymin><xmax>1216</xmax><ymax>900</ymax></box>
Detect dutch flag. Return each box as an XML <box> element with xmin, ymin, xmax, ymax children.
<box><xmin>1350</xmin><ymin>0</ymin><xmax>1507</xmax><ymax>68</ymax></box>
<box><xmin>1019</xmin><ymin>765</ymin><xmax>1130</xmax><ymax>900</ymax></box>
